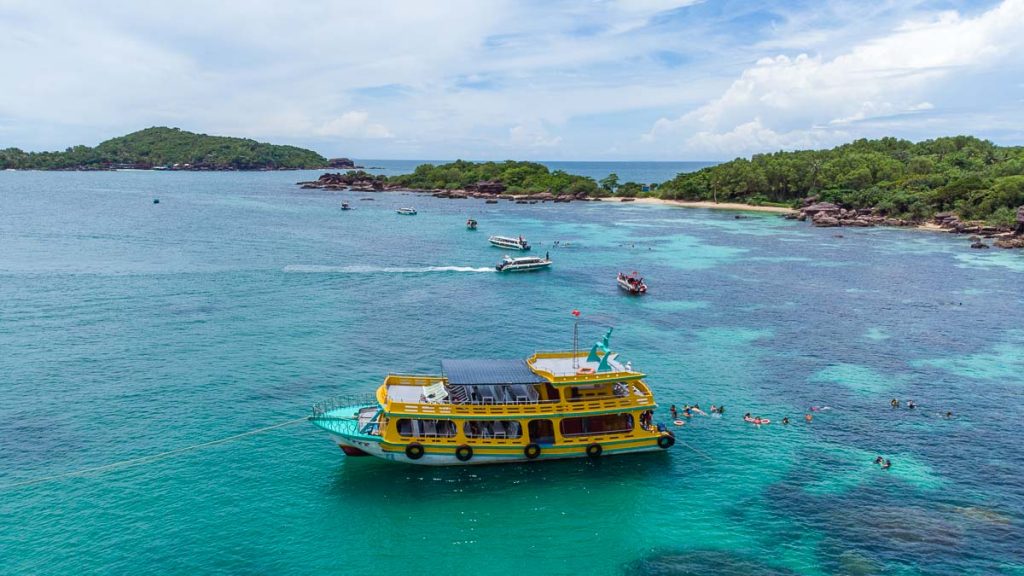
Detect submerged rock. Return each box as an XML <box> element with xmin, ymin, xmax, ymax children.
<box><xmin>624</xmin><ymin>550</ymin><xmax>802</xmax><ymax>576</ymax></box>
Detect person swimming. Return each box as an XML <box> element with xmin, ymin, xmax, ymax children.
<box><xmin>805</xmin><ymin>413</ymin><xmax>813</xmax><ymax>423</ymax></box>
<box><xmin>670</xmin><ymin>405</ymin><xmax>678</xmax><ymax>419</ymax></box>
<box><xmin>907</xmin><ymin>400</ymin><xmax>916</xmax><ymax>409</ymax></box>
<box><xmin>782</xmin><ymin>417</ymin><xmax>790</xmax><ymax>425</ymax></box>
<box><xmin>874</xmin><ymin>456</ymin><xmax>884</xmax><ymax>465</ymax></box>
<box><xmin>890</xmin><ymin>398</ymin><xmax>900</xmax><ymax>409</ymax></box>
<box><xmin>882</xmin><ymin>459</ymin><xmax>892</xmax><ymax>470</ymax></box>
<box><xmin>945</xmin><ymin>411</ymin><xmax>953</xmax><ymax>418</ymax></box>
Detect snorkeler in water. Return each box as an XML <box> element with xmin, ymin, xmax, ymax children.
<box><xmin>882</xmin><ymin>459</ymin><xmax>892</xmax><ymax>470</ymax></box>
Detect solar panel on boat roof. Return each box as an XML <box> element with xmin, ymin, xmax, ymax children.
<box><xmin>441</xmin><ymin>359</ymin><xmax>547</xmax><ymax>386</ymax></box>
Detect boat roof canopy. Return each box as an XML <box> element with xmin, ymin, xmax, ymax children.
<box><xmin>441</xmin><ymin>359</ymin><xmax>548</xmax><ymax>386</ymax></box>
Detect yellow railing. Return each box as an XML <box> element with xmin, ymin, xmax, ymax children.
<box><xmin>383</xmin><ymin>373</ymin><xmax>446</xmax><ymax>386</ymax></box>
<box><xmin>383</xmin><ymin>392</ymin><xmax>654</xmax><ymax>418</ymax></box>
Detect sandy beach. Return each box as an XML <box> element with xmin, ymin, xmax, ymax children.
<box><xmin>604</xmin><ymin>196</ymin><xmax>797</xmax><ymax>214</ymax></box>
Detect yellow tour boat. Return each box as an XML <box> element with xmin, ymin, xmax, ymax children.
<box><xmin>309</xmin><ymin>329</ymin><xmax>675</xmax><ymax>465</ymax></box>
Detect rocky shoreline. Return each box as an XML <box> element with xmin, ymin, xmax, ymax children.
<box><xmin>297</xmin><ymin>172</ymin><xmax>592</xmax><ymax>203</ymax></box>
<box><xmin>298</xmin><ymin>173</ymin><xmax>1024</xmax><ymax>249</ymax></box>
<box><xmin>787</xmin><ymin>200</ymin><xmax>1024</xmax><ymax>249</ymax></box>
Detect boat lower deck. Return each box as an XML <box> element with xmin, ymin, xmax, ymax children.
<box><xmin>311</xmin><ymin>403</ymin><xmax>673</xmax><ymax>465</ymax></box>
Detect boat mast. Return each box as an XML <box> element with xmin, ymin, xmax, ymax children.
<box><xmin>572</xmin><ymin>309</ymin><xmax>581</xmax><ymax>369</ymax></box>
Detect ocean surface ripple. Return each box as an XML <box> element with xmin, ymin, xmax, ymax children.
<box><xmin>1</xmin><ymin>170</ymin><xmax>1022</xmax><ymax>575</ymax></box>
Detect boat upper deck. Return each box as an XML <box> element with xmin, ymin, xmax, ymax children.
<box><xmin>376</xmin><ymin>350</ymin><xmax>653</xmax><ymax>417</ymax></box>
<box><xmin>526</xmin><ymin>351</ymin><xmax>643</xmax><ymax>385</ymax></box>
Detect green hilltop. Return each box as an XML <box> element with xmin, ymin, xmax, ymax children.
<box><xmin>0</xmin><ymin>127</ymin><xmax>327</xmax><ymax>170</ymax></box>
<box><xmin>389</xmin><ymin>159</ymin><xmax>599</xmax><ymax>196</ymax></box>
<box><xmin>656</xmin><ymin>136</ymin><xmax>1024</xmax><ymax>227</ymax></box>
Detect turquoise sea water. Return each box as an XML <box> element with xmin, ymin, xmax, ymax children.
<box><xmin>1</xmin><ymin>170</ymin><xmax>1022</xmax><ymax>575</ymax></box>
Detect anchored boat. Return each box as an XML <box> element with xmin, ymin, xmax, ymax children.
<box><xmin>617</xmin><ymin>272</ymin><xmax>647</xmax><ymax>294</ymax></box>
<box><xmin>309</xmin><ymin>329</ymin><xmax>674</xmax><ymax>465</ymax></box>
<box><xmin>489</xmin><ymin>235</ymin><xmax>530</xmax><ymax>250</ymax></box>
<box><xmin>495</xmin><ymin>254</ymin><xmax>551</xmax><ymax>272</ymax></box>
<box><xmin>396</xmin><ymin>207</ymin><xmax>417</xmax><ymax>215</ymax></box>
<box><xmin>341</xmin><ymin>202</ymin><xmax>352</xmax><ymax>210</ymax></box>
<box><xmin>467</xmin><ymin>218</ymin><xmax>478</xmax><ymax>230</ymax></box>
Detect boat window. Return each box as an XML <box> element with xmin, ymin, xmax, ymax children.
<box><xmin>463</xmin><ymin>420</ymin><xmax>523</xmax><ymax>439</ymax></box>
<box><xmin>559</xmin><ymin>413</ymin><xmax>634</xmax><ymax>437</ymax></box>
<box><xmin>395</xmin><ymin>419</ymin><xmax>457</xmax><ymax>438</ymax></box>
<box><xmin>528</xmin><ymin>419</ymin><xmax>555</xmax><ymax>444</ymax></box>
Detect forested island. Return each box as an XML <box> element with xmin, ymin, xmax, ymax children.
<box><xmin>658</xmin><ymin>136</ymin><xmax>1024</xmax><ymax>228</ymax></box>
<box><xmin>301</xmin><ymin>136</ymin><xmax>1024</xmax><ymax>231</ymax></box>
<box><xmin>0</xmin><ymin>127</ymin><xmax>328</xmax><ymax>170</ymax></box>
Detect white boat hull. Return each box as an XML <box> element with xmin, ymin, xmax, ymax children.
<box><xmin>328</xmin><ymin>434</ymin><xmax>664</xmax><ymax>466</ymax></box>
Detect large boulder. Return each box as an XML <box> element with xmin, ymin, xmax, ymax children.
<box><xmin>466</xmin><ymin>180</ymin><xmax>506</xmax><ymax>194</ymax></box>
<box><xmin>812</xmin><ymin>213</ymin><xmax>841</xmax><ymax>227</ymax></box>
<box><xmin>327</xmin><ymin>158</ymin><xmax>356</xmax><ymax>169</ymax></box>
<box><xmin>803</xmin><ymin>202</ymin><xmax>840</xmax><ymax>217</ymax></box>
<box><xmin>995</xmin><ymin>236</ymin><xmax>1024</xmax><ymax>249</ymax></box>
<box><xmin>1015</xmin><ymin>205</ymin><xmax>1024</xmax><ymax>235</ymax></box>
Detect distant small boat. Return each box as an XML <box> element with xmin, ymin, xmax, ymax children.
<box><xmin>466</xmin><ymin>218</ymin><xmax>478</xmax><ymax>230</ymax></box>
<box><xmin>397</xmin><ymin>207</ymin><xmax>417</xmax><ymax>215</ymax></box>
<box><xmin>489</xmin><ymin>235</ymin><xmax>530</xmax><ymax>251</ymax></box>
<box><xmin>496</xmin><ymin>254</ymin><xmax>551</xmax><ymax>272</ymax></box>
<box><xmin>153</xmin><ymin>198</ymin><xmax>160</xmax><ymax>204</ymax></box>
<box><xmin>617</xmin><ymin>272</ymin><xmax>647</xmax><ymax>295</ymax></box>
<box><xmin>341</xmin><ymin>202</ymin><xmax>352</xmax><ymax>210</ymax></box>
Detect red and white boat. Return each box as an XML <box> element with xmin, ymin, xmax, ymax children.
<box><xmin>617</xmin><ymin>272</ymin><xmax>647</xmax><ymax>294</ymax></box>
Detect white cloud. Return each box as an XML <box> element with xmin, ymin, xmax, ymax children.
<box><xmin>509</xmin><ymin>123</ymin><xmax>562</xmax><ymax>148</ymax></box>
<box><xmin>317</xmin><ymin>112</ymin><xmax>393</xmax><ymax>139</ymax></box>
<box><xmin>0</xmin><ymin>0</ymin><xmax>1022</xmax><ymax>159</ymax></box>
<box><xmin>648</xmin><ymin>0</ymin><xmax>1024</xmax><ymax>155</ymax></box>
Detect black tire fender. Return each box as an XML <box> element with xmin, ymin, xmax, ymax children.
<box><xmin>586</xmin><ymin>443</ymin><xmax>603</xmax><ymax>458</ymax></box>
<box><xmin>405</xmin><ymin>442</ymin><xmax>425</xmax><ymax>460</ymax></box>
<box><xmin>658</xmin><ymin>435</ymin><xmax>675</xmax><ymax>449</ymax></box>
<box><xmin>524</xmin><ymin>443</ymin><xmax>542</xmax><ymax>460</ymax></box>
<box><xmin>455</xmin><ymin>444</ymin><xmax>473</xmax><ymax>462</ymax></box>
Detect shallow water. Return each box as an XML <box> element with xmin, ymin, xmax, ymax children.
<box><xmin>1</xmin><ymin>170</ymin><xmax>1022</xmax><ymax>575</ymax></box>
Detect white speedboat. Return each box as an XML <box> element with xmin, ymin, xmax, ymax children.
<box><xmin>489</xmin><ymin>235</ymin><xmax>530</xmax><ymax>250</ymax></box>
<box><xmin>397</xmin><ymin>207</ymin><xmax>417</xmax><ymax>215</ymax></box>
<box><xmin>496</xmin><ymin>255</ymin><xmax>551</xmax><ymax>272</ymax></box>
<box><xmin>617</xmin><ymin>272</ymin><xmax>647</xmax><ymax>294</ymax></box>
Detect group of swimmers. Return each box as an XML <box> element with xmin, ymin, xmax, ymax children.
<box><xmin>873</xmin><ymin>456</ymin><xmax>892</xmax><ymax>470</ymax></box>
<box><xmin>891</xmin><ymin>398</ymin><xmax>955</xmax><ymax>418</ymax></box>
<box><xmin>671</xmin><ymin>402</ymin><xmax>822</xmax><ymax>427</ymax></box>
<box><xmin>890</xmin><ymin>398</ymin><xmax>917</xmax><ymax>409</ymax></box>
<box><xmin>670</xmin><ymin>404</ymin><xmax>722</xmax><ymax>420</ymax></box>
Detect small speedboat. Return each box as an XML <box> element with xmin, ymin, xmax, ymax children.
<box><xmin>489</xmin><ymin>235</ymin><xmax>530</xmax><ymax>250</ymax></box>
<box><xmin>617</xmin><ymin>272</ymin><xmax>647</xmax><ymax>294</ymax></box>
<box><xmin>341</xmin><ymin>202</ymin><xmax>352</xmax><ymax>210</ymax></box>
<box><xmin>466</xmin><ymin>218</ymin><xmax>478</xmax><ymax>230</ymax></box>
<box><xmin>397</xmin><ymin>207</ymin><xmax>417</xmax><ymax>215</ymax></box>
<box><xmin>496</xmin><ymin>254</ymin><xmax>551</xmax><ymax>272</ymax></box>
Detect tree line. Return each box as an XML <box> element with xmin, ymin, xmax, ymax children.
<box><xmin>0</xmin><ymin>127</ymin><xmax>327</xmax><ymax>170</ymax></box>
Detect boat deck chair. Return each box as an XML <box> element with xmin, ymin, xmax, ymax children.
<box><xmin>423</xmin><ymin>381</ymin><xmax>449</xmax><ymax>404</ymax></box>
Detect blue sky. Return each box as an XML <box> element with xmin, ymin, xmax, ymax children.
<box><xmin>1</xmin><ymin>0</ymin><xmax>1023</xmax><ymax>160</ymax></box>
